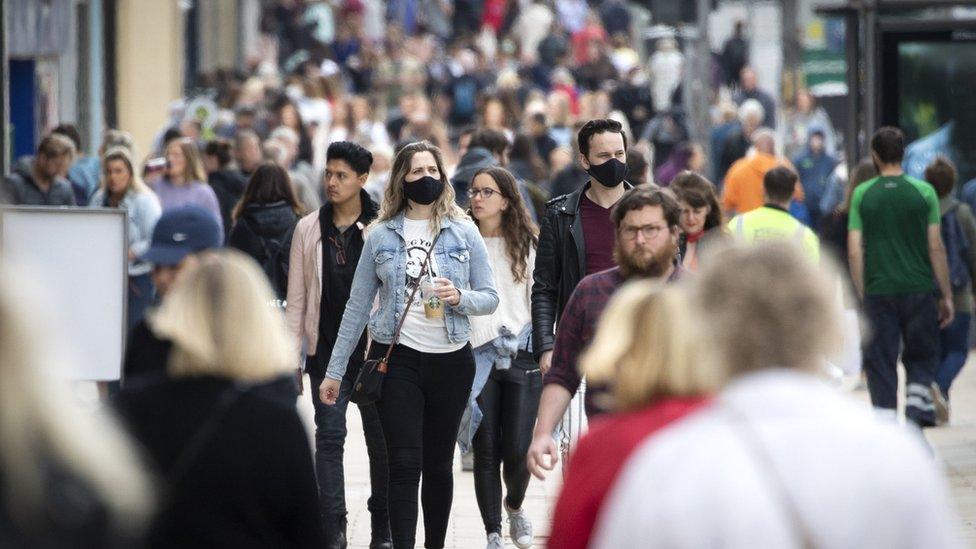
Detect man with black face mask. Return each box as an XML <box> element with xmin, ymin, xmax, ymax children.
<box><xmin>527</xmin><ymin>186</ymin><xmax>685</xmax><ymax>480</ymax></box>
<box><xmin>532</xmin><ymin>119</ymin><xmax>632</xmax><ymax>378</ymax></box>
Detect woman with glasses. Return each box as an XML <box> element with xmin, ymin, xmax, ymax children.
<box><xmin>321</xmin><ymin>141</ymin><xmax>499</xmax><ymax>549</ymax></box>
<box><xmin>460</xmin><ymin>167</ymin><xmax>540</xmax><ymax>549</ymax></box>
<box><xmin>228</xmin><ymin>163</ymin><xmax>303</xmax><ymax>302</ymax></box>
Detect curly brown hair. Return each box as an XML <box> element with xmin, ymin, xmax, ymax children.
<box><xmin>470</xmin><ymin>167</ymin><xmax>539</xmax><ymax>283</ymax></box>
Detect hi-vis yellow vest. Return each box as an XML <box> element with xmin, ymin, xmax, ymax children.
<box><xmin>727</xmin><ymin>206</ymin><xmax>820</xmax><ymax>261</ymax></box>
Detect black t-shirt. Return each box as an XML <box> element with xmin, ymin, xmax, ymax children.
<box><xmin>308</xmin><ymin>196</ymin><xmax>376</xmax><ymax>379</ymax></box>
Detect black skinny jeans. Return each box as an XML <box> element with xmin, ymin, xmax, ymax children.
<box><xmin>371</xmin><ymin>342</ymin><xmax>476</xmax><ymax>549</ymax></box>
<box><xmin>472</xmin><ymin>351</ymin><xmax>541</xmax><ymax>535</ymax></box>
<box><xmin>308</xmin><ymin>359</ymin><xmax>388</xmax><ymax>534</ymax></box>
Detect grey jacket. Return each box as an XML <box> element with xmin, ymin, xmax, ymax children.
<box><xmin>4</xmin><ymin>164</ymin><xmax>75</xmax><ymax>206</ymax></box>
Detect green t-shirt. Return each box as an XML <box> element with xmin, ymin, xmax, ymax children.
<box><xmin>848</xmin><ymin>174</ymin><xmax>940</xmax><ymax>295</ymax></box>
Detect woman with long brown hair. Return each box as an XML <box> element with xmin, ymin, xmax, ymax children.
<box><xmin>322</xmin><ymin>141</ymin><xmax>498</xmax><ymax>549</ymax></box>
<box><xmin>670</xmin><ymin>171</ymin><xmax>726</xmax><ymax>271</ymax></box>
<box><xmin>459</xmin><ymin>167</ymin><xmax>540</xmax><ymax>549</ymax></box>
<box><xmin>227</xmin><ymin>163</ymin><xmax>304</xmax><ymax>301</ymax></box>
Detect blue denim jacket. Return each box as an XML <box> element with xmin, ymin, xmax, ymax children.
<box><xmin>326</xmin><ymin>213</ymin><xmax>499</xmax><ymax>380</ymax></box>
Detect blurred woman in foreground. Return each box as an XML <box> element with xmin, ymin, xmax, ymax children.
<box><xmin>0</xmin><ymin>268</ymin><xmax>152</xmax><ymax>547</ymax></box>
<box><xmin>591</xmin><ymin>244</ymin><xmax>963</xmax><ymax>549</ymax></box>
<box><xmin>548</xmin><ymin>281</ymin><xmax>715</xmax><ymax>549</ymax></box>
<box><xmin>113</xmin><ymin>250</ymin><xmax>322</xmax><ymax>547</ymax></box>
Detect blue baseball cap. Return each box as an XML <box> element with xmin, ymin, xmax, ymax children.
<box><xmin>142</xmin><ymin>206</ymin><xmax>223</xmax><ymax>266</ymax></box>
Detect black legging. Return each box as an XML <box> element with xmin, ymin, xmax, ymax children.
<box><xmin>372</xmin><ymin>342</ymin><xmax>475</xmax><ymax>549</ymax></box>
<box><xmin>472</xmin><ymin>351</ymin><xmax>542</xmax><ymax>535</ymax></box>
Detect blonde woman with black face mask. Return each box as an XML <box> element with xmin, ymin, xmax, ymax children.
<box><xmin>323</xmin><ymin>141</ymin><xmax>499</xmax><ymax>549</ymax></box>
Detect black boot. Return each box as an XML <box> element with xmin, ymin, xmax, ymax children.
<box><xmin>324</xmin><ymin>514</ymin><xmax>347</xmax><ymax>549</ymax></box>
<box><xmin>369</xmin><ymin>513</ymin><xmax>393</xmax><ymax>549</ymax></box>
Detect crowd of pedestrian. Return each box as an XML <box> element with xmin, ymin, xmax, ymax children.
<box><xmin>0</xmin><ymin>1</ymin><xmax>972</xmax><ymax>548</ymax></box>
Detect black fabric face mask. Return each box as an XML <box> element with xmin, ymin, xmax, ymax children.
<box><xmin>404</xmin><ymin>176</ymin><xmax>444</xmax><ymax>205</ymax></box>
<box><xmin>587</xmin><ymin>158</ymin><xmax>629</xmax><ymax>188</ymax></box>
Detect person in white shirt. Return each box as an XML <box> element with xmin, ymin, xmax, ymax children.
<box><xmin>591</xmin><ymin>243</ymin><xmax>964</xmax><ymax>549</ymax></box>
<box><xmin>459</xmin><ymin>167</ymin><xmax>539</xmax><ymax>549</ymax></box>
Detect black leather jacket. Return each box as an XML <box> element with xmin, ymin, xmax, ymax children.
<box><xmin>531</xmin><ymin>180</ymin><xmax>633</xmax><ymax>359</ymax></box>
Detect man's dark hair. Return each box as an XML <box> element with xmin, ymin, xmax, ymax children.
<box><xmin>870</xmin><ymin>126</ymin><xmax>906</xmax><ymax>165</ymax></box>
<box><xmin>204</xmin><ymin>138</ymin><xmax>234</xmax><ymax>167</ymax></box>
<box><xmin>925</xmin><ymin>155</ymin><xmax>958</xmax><ymax>199</ymax></box>
<box><xmin>625</xmin><ymin>147</ymin><xmax>649</xmax><ymax>186</ymax></box>
<box><xmin>469</xmin><ymin>128</ymin><xmax>509</xmax><ymax>157</ymax></box>
<box><xmin>327</xmin><ymin>141</ymin><xmax>373</xmax><ymax>175</ymax></box>
<box><xmin>763</xmin><ymin>166</ymin><xmax>799</xmax><ymax>203</ymax></box>
<box><xmin>52</xmin><ymin>123</ymin><xmax>83</xmax><ymax>152</ymax></box>
<box><xmin>611</xmin><ymin>184</ymin><xmax>679</xmax><ymax>229</ymax></box>
<box><xmin>578</xmin><ymin>119</ymin><xmax>627</xmax><ymax>158</ymax></box>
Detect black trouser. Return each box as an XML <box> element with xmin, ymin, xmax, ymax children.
<box><xmin>371</xmin><ymin>342</ymin><xmax>476</xmax><ymax>549</ymax></box>
<box><xmin>472</xmin><ymin>351</ymin><xmax>541</xmax><ymax>535</ymax></box>
<box><xmin>308</xmin><ymin>358</ymin><xmax>389</xmax><ymax>539</ymax></box>
<box><xmin>862</xmin><ymin>292</ymin><xmax>940</xmax><ymax>425</ymax></box>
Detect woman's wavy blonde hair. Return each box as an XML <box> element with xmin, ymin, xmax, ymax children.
<box><xmin>377</xmin><ymin>141</ymin><xmax>467</xmax><ymax>234</ymax></box>
<box><xmin>150</xmin><ymin>249</ymin><xmax>296</xmax><ymax>381</ymax></box>
<box><xmin>582</xmin><ymin>281</ymin><xmax>717</xmax><ymax>412</ymax></box>
<box><xmin>0</xmin><ymin>267</ymin><xmax>153</xmax><ymax>536</ymax></box>
<box><xmin>101</xmin><ymin>146</ymin><xmax>152</xmax><ymax>196</ymax></box>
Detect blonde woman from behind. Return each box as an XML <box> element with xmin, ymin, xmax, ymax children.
<box><xmin>0</xmin><ymin>267</ymin><xmax>153</xmax><ymax>546</ymax></box>
<box><xmin>113</xmin><ymin>249</ymin><xmax>323</xmax><ymax>547</ymax></box>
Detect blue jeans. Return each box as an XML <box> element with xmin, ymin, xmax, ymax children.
<box><xmin>862</xmin><ymin>292</ymin><xmax>940</xmax><ymax>425</ymax></box>
<box><xmin>937</xmin><ymin>312</ymin><xmax>972</xmax><ymax>398</ymax></box>
<box><xmin>308</xmin><ymin>361</ymin><xmax>388</xmax><ymax>535</ymax></box>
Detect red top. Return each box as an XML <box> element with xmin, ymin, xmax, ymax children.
<box><xmin>548</xmin><ymin>396</ymin><xmax>710</xmax><ymax>549</ymax></box>
<box><xmin>579</xmin><ymin>193</ymin><xmax>617</xmax><ymax>276</ymax></box>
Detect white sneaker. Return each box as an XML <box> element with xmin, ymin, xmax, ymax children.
<box><xmin>505</xmin><ymin>502</ymin><xmax>533</xmax><ymax>549</ymax></box>
<box><xmin>486</xmin><ymin>532</ymin><xmax>505</xmax><ymax>549</ymax></box>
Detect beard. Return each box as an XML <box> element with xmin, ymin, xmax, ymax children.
<box><xmin>614</xmin><ymin>240</ymin><xmax>676</xmax><ymax>279</ymax></box>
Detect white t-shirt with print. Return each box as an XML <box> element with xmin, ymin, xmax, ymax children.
<box><xmin>398</xmin><ymin>217</ymin><xmax>467</xmax><ymax>353</ymax></box>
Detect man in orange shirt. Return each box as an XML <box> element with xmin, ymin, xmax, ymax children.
<box><xmin>722</xmin><ymin>128</ymin><xmax>802</xmax><ymax>217</ymax></box>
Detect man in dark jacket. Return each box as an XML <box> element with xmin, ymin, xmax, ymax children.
<box><xmin>528</xmin><ymin>186</ymin><xmax>684</xmax><ymax>480</ymax></box>
<box><xmin>3</xmin><ymin>134</ymin><xmax>76</xmax><ymax>206</ymax></box>
<box><xmin>293</xmin><ymin>141</ymin><xmax>390</xmax><ymax>549</ymax></box>
<box><xmin>792</xmin><ymin>129</ymin><xmax>838</xmax><ymax>230</ymax></box>
<box><xmin>532</xmin><ymin>119</ymin><xmax>632</xmax><ymax>380</ymax></box>
<box><xmin>123</xmin><ymin>207</ymin><xmax>224</xmax><ymax>385</ymax></box>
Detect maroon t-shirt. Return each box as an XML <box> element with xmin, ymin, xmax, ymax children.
<box><xmin>579</xmin><ymin>193</ymin><xmax>616</xmax><ymax>275</ymax></box>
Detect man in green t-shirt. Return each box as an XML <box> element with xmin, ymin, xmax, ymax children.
<box><xmin>848</xmin><ymin>126</ymin><xmax>954</xmax><ymax>427</ymax></box>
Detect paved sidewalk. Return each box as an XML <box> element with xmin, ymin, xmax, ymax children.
<box><xmin>297</xmin><ymin>356</ymin><xmax>976</xmax><ymax>548</ymax></box>
<box><xmin>296</xmin><ymin>382</ymin><xmax>560</xmax><ymax>549</ymax></box>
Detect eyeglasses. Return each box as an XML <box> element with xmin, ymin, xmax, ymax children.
<box><xmin>329</xmin><ymin>236</ymin><xmax>347</xmax><ymax>266</ymax></box>
<box><xmin>619</xmin><ymin>224</ymin><xmax>667</xmax><ymax>241</ymax></box>
<box><xmin>467</xmin><ymin>187</ymin><xmax>500</xmax><ymax>200</ymax></box>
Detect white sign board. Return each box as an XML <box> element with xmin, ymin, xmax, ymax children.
<box><xmin>1</xmin><ymin>207</ymin><xmax>127</xmax><ymax>381</ymax></box>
